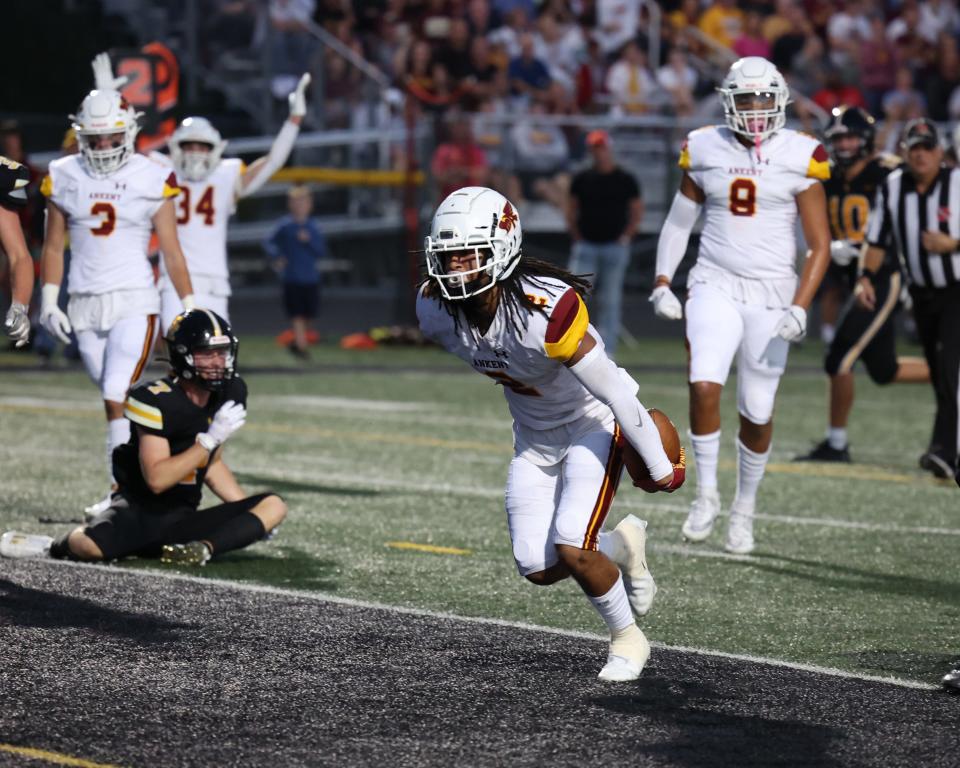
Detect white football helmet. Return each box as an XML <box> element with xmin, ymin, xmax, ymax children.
<box><xmin>168</xmin><ymin>116</ymin><xmax>227</xmax><ymax>181</ymax></box>
<box><xmin>717</xmin><ymin>57</ymin><xmax>789</xmax><ymax>142</ymax></box>
<box><xmin>425</xmin><ymin>186</ymin><xmax>523</xmax><ymax>300</ymax></box>
<box><xmin>71</xmin><ymin>89</ymin><xmax>140</xmax><ymax>178</ymax></box>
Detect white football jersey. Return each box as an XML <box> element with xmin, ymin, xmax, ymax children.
<box><xmin>680</xmin><ymin>125</ymin><xmax>830</xmax><ymax>281</ymax></box>
<box><xmin>152</xmin><ymin>152</ymin><xmax>244</xmax><ymax>283</ymax></box>
<box><xmin>42</xmin><ymin>154</ymin><xmax>179</xmax><ymax>295</ymax></box>
<box><xmin>417</xmin><ymin>275</ymin><xmax>625</xmax><ymax>431</ymax></box>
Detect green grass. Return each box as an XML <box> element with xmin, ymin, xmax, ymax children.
<box><xmin>1</xmin><ymin>337</ymin><xmax>956</xmax><ymax>684</ymax></box>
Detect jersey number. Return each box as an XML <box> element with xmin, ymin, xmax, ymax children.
<box><xmin>728</xmin><ymin>179</ymin><xmax>757</xmax><ymax>217</ymax></box>
<box><xmin>90</xmin><ymin>202</ymin><xmax>116</xmax><ymax>236</ymax></box>
<box><xmin>176</xmin><ymin>185</ymin><xmax>216</xmax><ymax>226</ymax></box>
<box><xmin>484</xmin><ymin>371</ymin><xmax>541</xmax><ymax>397</ymax></box>
<box><xmin>828</xmin><ymin>194</ymin><xmax>870</xmax><ymax>243</ymax></box>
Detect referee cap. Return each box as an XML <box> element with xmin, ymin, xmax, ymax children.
<box><xmin>902</xmin><ymin>118</ymin><xmax>940</xmax><ymax>150</ymax></box>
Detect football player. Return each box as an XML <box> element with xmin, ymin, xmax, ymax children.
<box><xmin>417</xmin><ymin>187</ymin><xmax>685</xmax><ymax>683</ymax></box>
<box><xmin>38</xmin><ymin>89</ymin><xmax>197</xmax><ymax>517</ymax></box>
<box><xmin>0</xmin><ymin>155</ymin><xmax>33</xmax><ymax>347</ymax></box>
<box><xmin>795</xmin><ymin>106</ymin><xmax>928</xmax><ymax>463</ymax></box>
<box><xmin>650</xmin><ymin>57</ymin><xmax>831</xmax><ymax>554</ymax></box>
<box><xmin>42</xmin><ymin>310</ymin><xmax>286</xmax><ymax>565</ymax></box>
<box><xmin>91</xmin><ymin>51</ymin><xmax>312</xmax><ymax>331</ymax></box>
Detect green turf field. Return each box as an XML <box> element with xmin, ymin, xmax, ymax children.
<box><xmin>0</xmin><ymin>337</ymin><xmax>956</xmax><ymax>685</ymax></box>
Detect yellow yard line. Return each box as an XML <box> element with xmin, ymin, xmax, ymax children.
<box><xmin>385</xmin><ymin>541</ymin><xmax>472</xmax><ymax>556</ymax></box>
<box><xmin>0</xmin><ymin>744</ymin><xmax>124</xmax><ymax>768</ymax></box>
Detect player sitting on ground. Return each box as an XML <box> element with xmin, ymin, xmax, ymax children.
<box><xmin>417</xmin><ymin>186</ymin><xmax>685</xmax><ymax>683</ymax></box>
<box><xmin>39</xmin><ymin>310</ymin><xmax>286</xmax><ymax>565</ymax></box>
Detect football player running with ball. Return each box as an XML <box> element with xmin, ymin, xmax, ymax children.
<box><xmin>39</xmin><ymin>89</ymin><xmax>197</xmax><ymax>519</ymax></box>
<box><xmin>91</xmin><ymin>53</ymin><xmax>312</xmax><ymax>332</ymax></box>
<box><xmin>417</xmin><ymin>186</ymin><xmax>685</xmax><ymax>683</ymax></box>
<box><xmin>650</xmin><ymin>57</ymin><xmax>831</xmax><ymax>554</ymax></box>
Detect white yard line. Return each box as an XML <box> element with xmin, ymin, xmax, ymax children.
<box><xmin>33</xmin><ymin>558</ymin><xmax>938</xmax><ymax>692</ymax></box>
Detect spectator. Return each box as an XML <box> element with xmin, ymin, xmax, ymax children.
<box><xmin>882</xmin><ymin>66</ymin><xmax>927</xmax><ymax>122</ymax></box>
<box><xmin>811</xmin><ymin>66</ymin><xmax>867</xmax><ymax>112</ymax></box>
<box><xmin>534</xmin><ymin>10</ymin><xmax>585</xmax><ymax>93</ymax></box>
<box><xmin>467</xmin><ymin>0</ymin><xmax>494</xmax><ymax>36</ymax></box>
<box><xmin>437</xmin><ymin>17</ymin><xmax>473</xmax><ymax>81</ymax></box>
<box><xmin>267</xmin><ymin>0</ymin><xmax>318</xmax><ymax>99</ymax></box>
<box><xmin>574</xmin><ymin>35</ymin><xmax>609</xmax><ymax>112</ymax></box>
<box><xmin>923</xmin><ymin>33</ymin><xmax>960</xmax><ymax>121</ymax></box>
<box><xmin>430</xmin><ymin>115</ymin><xmax>490</xmax><ymax>201</ymax></box>
<box><xmin>488</xmin><ymin>7</ymin><xmax>531</xmax><ymax>59</ymax></box>
<box><xmin>595</xmin><ymin>0</ymin><xmax>640</xmax><ymax>55</ymax></box>
<box><xmin>509</xmin><ymin>101</ymin><xmax>569</xmax><ymax>202</ymax></box>
<box><xmin>566</xmin><ymin>130</ymin><xmax>642</xmax><ymax>357</ymax></box>
<box><xmin>657</xmin><ymin>47</ymin><xmax>698</xmax><ymax>116</ymax></box>
<box><xmin>762</xmin><ymin>0</ymin><xmax>798</xmax><ymax>45</ymax></box>
<box><xmin>859</xmin><ymin>12</ymin><xmax>900</xmax><ymax>115</ymax></box>
<box><xmin>464</xmin><ymin>34</ymin><xmax>500</xmax><ymax>105</ymax></box>
<box><xmin>605</xmin><ymin>39</ymin><xmax>657</xmax><ymax>116</ymax></box>
<box><xmin>698</xmin><ymin>0</ymin><xmax>745</xmax><ymax>50</ymax></box>
<box><xmin>733</xmin><ymin>6</ymin><xmax>772</xmax><ymax>59</ymax></box>
<box><xmin>917</xmin><ymin>0</ymin><xmax>960</xmax><ymax>45</ymax></box>
<box><xmin>826</xmin><ymin>0</ymin><xmax>871</xmax><ymax>70</ymax></box>
<box><xmin>887</xmin><ymin>0</ymin><xmax>926</xmax><ymax>66</ymax></box>
<box><xmin>508</xmin><ymin>31</ymin><xmax>552</xmax><ymax>104</ymax></box>
<box><xmin>264</xmin><ymin>185</ymin><xmax>326</xmax><ymax>360</ymax></box>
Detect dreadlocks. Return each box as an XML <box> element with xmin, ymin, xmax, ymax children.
<box><xmin>420</xmin><ymin>253</ymin><xmax>593</xmax><ymax>337</ymax></box>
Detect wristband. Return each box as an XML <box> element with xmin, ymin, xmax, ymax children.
<box><xmin>41</xmin><ymin>283</ymin><xmax>61</xmax><ymax>309</ymax></box>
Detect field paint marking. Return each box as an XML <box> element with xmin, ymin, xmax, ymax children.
<box><xmin>239</xmin><ymin>463</ymin><xmax>960</xmax><ymax>539</ymax></box>
<box><xmin>386</xmin><ymin>541</ymin><xmax>472</xmax><ymax>555</ymax></box>
<box><xmin>0</xmin><ymin>743</ymin><xmax>124</xmax><ymax>768</ymax></box>
<box><xmin>32</xmin><ymin>559</ymin><xmax>937</xmax><ymax>692</ymax></box>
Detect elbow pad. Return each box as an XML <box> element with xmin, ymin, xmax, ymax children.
<box><xmin>655</xmin><ymin>192</ymin><xmax>700</xmax><ymax>282</ymax></box>
<box><xmin>242</xmin><ymin>120</ymin><xmax>301</xmax><ymax>197</ymax></box>
<box><xmin>568</xmin><ymin>344</ymin><xmax>673</xmax><ymax>481</ymax></box>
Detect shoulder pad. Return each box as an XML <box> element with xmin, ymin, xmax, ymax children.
<box><xmin>544</xmin><ymin>288</ymin><xmax>589</xmax><ymax>362</ymax></box>
<box><xmin>806</xmin><ymin>142</ymin><xmax>830</xmax><ymax>181</ymax></box>
<box><xmin>124</xmin><ymin>380</ymin><xmax>172</xmax><ymax>432</ymax></box>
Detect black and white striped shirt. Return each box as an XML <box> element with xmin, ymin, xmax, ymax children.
<box><xmin>866</xmin><ymin>165</ymin><xmax>960</xmax><ymax>288</ymax></box>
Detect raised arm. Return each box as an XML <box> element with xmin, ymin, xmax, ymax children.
<box><xmin>153</xmin><ymin>199</ymin><xmax>195</xmax><ymax>306</ymax></box>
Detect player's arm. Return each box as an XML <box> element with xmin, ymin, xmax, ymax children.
<box><xmin>138</xmin><ymin>430</ymin><xmax>212</xmax><ymax>495</ymax></box>
<box><xmin>0</xmin><ymin>207</ymin><xmax>33</xmax><ymax>346</ymax></box>
<box><xmin>791</xmin><ymin>181</ymin><xmax>831</xmax><ymax>310</ymax></box>
<box><xmin>238</xmin><ymin>73</ymin><xmax>310</xmax><ymax>198</ymax></box>
<box><xmin>153</xmin><ymin>199</ymin><xmax>195</xmax><ymax>307</ymax></box>
<box><xmin>651</xmin><ymin>172</ymin><xmax>703</xmax><ymax>319</ymax></box>
<box><xmin>38</xmin><ymin>200</ymin><xmax>74</xmax><ymax>343</ymax></box>
<box><xmin>203</xmin><ymin>454</ymin><xmax>246</xmax><ymax>503</ymax></box>
<box><xmin>856</xmin><ymin>184</ymin><xmax>892</xmax><ymax>311</ymax></box>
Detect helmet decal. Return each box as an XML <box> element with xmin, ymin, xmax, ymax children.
<box><xmin>498</xmin><ymin>201</ymin><xmax>518</xmax><ymax>233</ymax></box>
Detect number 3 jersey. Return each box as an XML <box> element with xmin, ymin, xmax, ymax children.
<box><xmin>41</xmin><ymin>154</ymin><xmax>179</xmax><ymax>295</ymax></box>
<box><xmin>679</xmin><ymin>125</ymin><xmax>829</xmax><ymax>304</ymax></box>
<box><xmin>417</xmin><ymin>275</ymin><xmax>636</xmax><ymax>433</ymax></box>
<box><xmin>113</xmin><ymin>374</ymin><xmax>248</xmax><ymax>511</ymax></box>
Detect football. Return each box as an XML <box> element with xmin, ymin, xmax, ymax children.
<box><xmin>620</xmin><ymin>408</ymin><xmax>682</xmax><ymax>487</ymax></box>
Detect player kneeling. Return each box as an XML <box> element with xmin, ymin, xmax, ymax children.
<box><xmin>4</xmin><ymin>311</ymin><xmax>286</xmax><ymax>565</ymax></box>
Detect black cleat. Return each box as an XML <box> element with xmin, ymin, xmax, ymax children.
<box><xmin>794</xmin><ymin>439</ymin><xmax>851</xmax><ymax>463</ymax></box>
<box><xmin>943</xmin><ymin>666</ymin><xmax>960</xmax><ymax>693</ymax></box>
<box><xmin>919</xmin><ymin>452</ymin><xmax>953</xmax><ymax>479</ymax></box>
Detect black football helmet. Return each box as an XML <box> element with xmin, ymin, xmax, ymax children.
<box><xmin>824</xmin><ymin>106</ymin><xmax>876</xmax><ymax>166</ymax></box>
<box><xmin>165</xmin><ymin>310</ymin><xmax>238</xmax><ymax>391</ymax></box>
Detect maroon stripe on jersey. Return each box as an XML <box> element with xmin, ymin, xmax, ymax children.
<box><xmin>582</xmin><ymin>424</ymin><xmax>624</xmax><ymax>551</ymax></box>
<box><xmin>545</xmin><ymin>288</ymin><xmax>581</xmax><ymax>344</ymax></box>
<box><xmin>130</xmin><ymin>315</ymin><xmax>158</xmax><ymax>386</ymax></box>
<box><xmin>812</xmin><ymin>144</ymin><xmax>829</xmax><ymax>162</ymax></box>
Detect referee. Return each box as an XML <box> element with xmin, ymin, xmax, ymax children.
<box><xmin>859</xmin><ymin>118</ymin><xmax>960</xmax><ymax>482</ymax></box>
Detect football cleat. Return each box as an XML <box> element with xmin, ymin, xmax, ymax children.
<box><xmin>919</xmin><ymin>452</ymin><xmax>952</xmax><ymax>479</ymax></box>
<box><xmin>83</xmin><ymin>492</ymin><xmax>114</xmax><ymax>523</ymax></box>
<box><xmin>682</xmin><ymin>490</ymin><xmax>720</xmax><ymax>542</ymax></box>
<box><xmin>943</xmin><ymin>666</ymin><xmax>960</xmax><ymax>693</ymax></box>
<box><xmin>161</xmin><ymin>541</ymin><xmax>212</xmax><ymax>566</ymax></box>
<box><xmin>612</xmin><ymin>515</ymin><xmax>657</xmax><ymax>617</ymax></box>
<box><xmin>598</xmin><ymin>625</ymin><xmax>650</xmax><ymax>682</ymax></box>
<box><xmin>0</xmin><ymin>531</ymin><xmax>53</xmax><ymax>559</ymax></box>
<box><xmin>794</xmin><ymin>439</ymin><xmax>850</xmax><ymax>463</ymax></box>
<box><xmin>725</xmin><ymin>509</ymin><xmax>755</xmax><ymax>555</ymax></box>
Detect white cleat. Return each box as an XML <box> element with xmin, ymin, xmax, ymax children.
<box><xmin>598</xmin><ymin>625</ymin><xmax>650</xmax><ymax>682</ymax></box>
<box><xmin>682</xmin><ymin>490</ymin><xmax>720</xmax><ymax>542</ymax></box>
<box><xmin>725</xmin><ymin>510</ymin><xmax>755</xmax><ymax>555</ymax></box>
<box><xmin>613</xmin><ymin>515</ymin><xmax>657</xmax><ymax>617</ymax></box>
<box><xmin>0</xmin><ymin>531</ymin><xmax>54</xmax><ymax>559</ymax></box>
<box><xmin>83</xmin><ymin>492</ymin><xmax>113</xmax><ymax>523</ymax></box>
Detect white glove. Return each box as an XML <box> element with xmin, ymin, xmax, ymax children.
<box><xmin>39</xmin><ymin>284</ymin><xmax>73</xmax><ymax>344</ymax></box>
<box><xmin>197</xmin><ymin>400</ymin><xmax>247</xmax><ymax>451</ymax></box>
<box><xmin>4</xmin><ymin>302</ymin><xmax>30</xmax><ymax>347</ymax></box>
<box><xmin>91</xmin><ymin>52</ymin><xmax>128</xmax><ymax>91</ymax></box>
<box><xmin>650</xmin><ymin>285</ymin><xmax>683</xmax><ymax>320</ymax></box>
<box><xmin>288</xmin><ymin>73</ymin><xmax>311</xmax><ymax>118</ymax></box>
<box><xmin>772</xmin><ymin>304</ymin><xmax>807</xmax><ymax>342</ymax></box>
<box><xmin>829</xmin><ymin>239</ymin><xmax>859</xmax><ymax>267</ymax></box>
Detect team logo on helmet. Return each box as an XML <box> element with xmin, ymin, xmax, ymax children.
<box><xmin>498</xmin><ymin>201</ymin><xmax>518</xmax><ymax>233</ymax></box>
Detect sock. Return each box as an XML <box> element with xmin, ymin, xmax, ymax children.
<box><xmin>107</xmin><ymin>418</ymin><xmax>130</xmax><ymax>480</ymax></box>
<box><xmin>205</xmin><ymin>511</ymin><xmax>266</xmax><ymax>556</ymax></box>
<box><xmin>49</xmin><ymin>533</ymin><xmax>78</xmax><ymax>561</ymax></box>
<box><xmin>732</xmin><ymin>437</ymin><xmax>770</xmax><ymax>512</ymax></box>
<box><xmin>826</xmin><ymin>426</ymin><xmax>848</xmax><ymax>450</ymax></box>
<box><xmin>690</xmin><ymin>429</ymin><xmax>721</xmax><ymax>494</ymax></box>
<box><xmin>598</xmin><ymin>530</ymin><xmax>627</xmax><ymax>567</ymax></box>
<box><xmin>587</xmin><ymin>575</ymin><xmax>634</xmax><ymax>633</ymax></box>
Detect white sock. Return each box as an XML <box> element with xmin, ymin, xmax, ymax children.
<box><xmin>826</xmin><ymin>427</ymin><xmax>848</xmax><ymax>450</ymax></box>
<box><xmin>587</xmin><ymin>575</ymin><xmax>635</xmax><ymax>633</ymax></box>
<box><xmin>107</xmin><ymin>418</ymin><xmax>130</xmax><ymax>481</ymax></box>
<box><xmin>690</xmin><ymin>429</ymin><xmax>721</xmax><ymax>494</ymax></box>
<box><xmin>598</xmin><ymin>530</ymin><xmax>627</xmax><ymax>566</ymax></box>
<box><xmin>732</xmin><ymin>437</ymin><xmax>770</xmax><ymax>511</ymax></box>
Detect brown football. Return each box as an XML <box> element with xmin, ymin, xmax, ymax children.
<box><xmin>621</xmin><ymin>408</ymin><xmax>682</xmax><ymax>484</ymax></box>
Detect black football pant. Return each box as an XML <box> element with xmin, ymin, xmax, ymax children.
<box><xmin>909</xmin><ymin>283</ymin><xmax>960</xmax><ymax>467</ymax></box>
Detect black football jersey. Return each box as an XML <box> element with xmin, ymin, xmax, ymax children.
<box><xmin>825</xmin><ymin>153</ymin><xmax>901</xmax><ymax>244</ymax></box>
<box><xmin>113</xmin><ymin>375</ymin><xmax>248</xmax><ymax>510</ymax></box>
<box><xmin>0</xmin><ymin>155</ymin><xmax>29</xmax><ymax>211</ymax></box>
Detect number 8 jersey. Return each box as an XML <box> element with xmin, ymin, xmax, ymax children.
<box><xmin>41</xmin><ymin>153</ymin><xmax>179</xmax><ymax>295</ymax></box>
<box><xmin>679</xmin><ymin>125</ymin><xmax>829</xmax><ymax>284</ymax></box>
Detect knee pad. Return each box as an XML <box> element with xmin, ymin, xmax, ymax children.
<box><xmin>738</xmin><ymin>387</ymin><xmax>776</xmax><ymax>427</ymax></box>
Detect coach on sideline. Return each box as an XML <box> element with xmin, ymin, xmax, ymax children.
<box><xmin>857</xmin><ymin>119</ymin><xmax>960</xmax><ymax>483</ymax></box>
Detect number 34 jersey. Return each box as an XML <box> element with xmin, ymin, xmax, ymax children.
<box><xmin>679</xmin><ymin>125</ymin><xmax>830</xmax><ymax>282</ymax></box>
<box><xmin>41</xmin><ymin>154</ymin><xmax>179</xmax><ymax>295</ymax></box>
<box><xmin>417</xmin><ymin>275</ymin><xmax>635</xmax><ymax>432</ymax></box>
